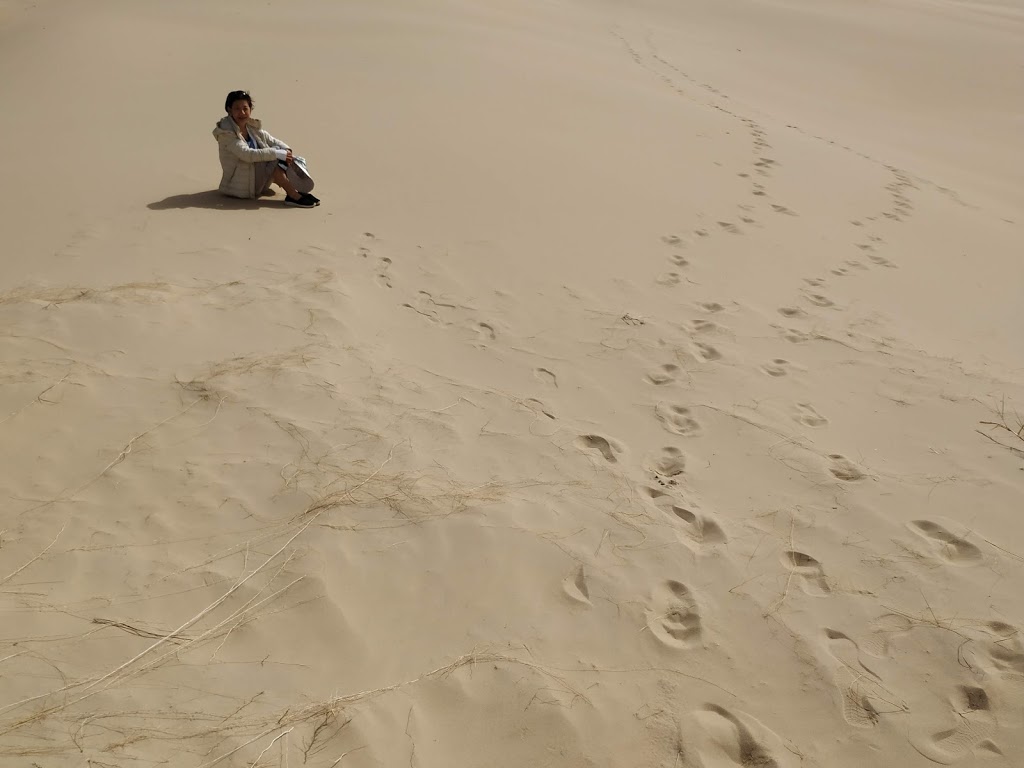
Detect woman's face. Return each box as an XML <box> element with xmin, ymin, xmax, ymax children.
<box><xmin>229</xmin><ymin>99</ymin><xmax>252</xmax><ymax>127</ymax></box>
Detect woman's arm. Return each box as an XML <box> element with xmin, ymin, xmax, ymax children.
<box><xmin>219</xmin><ymin>133</ymin><xmax>279</xmax><ymax>164</ymax></box>
<box><xmin>261</xmin><ymin>130</ymin><xmax>291</xmax><ymax>151</ymax></box>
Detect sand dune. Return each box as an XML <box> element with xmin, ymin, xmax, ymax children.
<box><xmin>1</xmin><ymin>0</ymin><xmax>1023</xmax><ymax>765</ymax></box>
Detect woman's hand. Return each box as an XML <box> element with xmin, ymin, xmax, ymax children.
<box><xmin>285</xmin><ymin>149</ymin><xmax>294</xmax><ymax>165</ymax></box>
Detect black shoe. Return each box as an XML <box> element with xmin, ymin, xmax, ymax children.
<box><xmin>304</xmin><ymin>193</ymin><xmax>321</xmax><ymax>206</ymax></box>
<box><xmin>284</xmin><ymin>193</ymin><xmax>317</xmax><ymax>208</ymax></box>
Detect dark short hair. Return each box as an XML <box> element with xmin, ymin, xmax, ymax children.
<box><xmin>225</xmin><ymin>90</ymin><xmax>253</xmax><ymax>112</ymax></box>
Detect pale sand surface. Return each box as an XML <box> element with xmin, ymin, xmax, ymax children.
<box><xmin>2</xmin><ymin>0</ymin><xmax>1024</xmax><ymax>765</ymax></box>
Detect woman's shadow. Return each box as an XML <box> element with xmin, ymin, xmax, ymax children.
<box><xmin>148</xmin><ymin>190</ymin><xmax>282</xmax><ymax>210</ymax></box>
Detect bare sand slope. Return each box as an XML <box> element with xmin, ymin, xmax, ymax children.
<box><xmin>1</xmin><ymin>1</ymin><xmax>1023</xmax><ymax>766</ymax></box>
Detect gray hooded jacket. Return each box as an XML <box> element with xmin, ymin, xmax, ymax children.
<box><xmin>212</xmin><ymin>116</ymin><xmax>315</xmax><ymax>199</ymax></box>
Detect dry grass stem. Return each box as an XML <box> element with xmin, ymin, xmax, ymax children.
<box><xmin>978</xmin><ymin>399</ymin><xmax>1024</xmax><ymax>456</ymax></box>
<box><xmin>0</xmin><ymin>522</ymin><xmax>67</xmax><ymax>588</ymax></box>
<box><xmin>248</xmin><ymin>727</ymin><xmax>293</xmax><ymax>768</ymax></box>
<box><xmin>23</xmin><ymin>399</ymin><xmax>203</xmax><ymax>514</ymax></box>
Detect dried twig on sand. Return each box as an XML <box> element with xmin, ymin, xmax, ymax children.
<box><xmin>978</xmin><ymin>398</ymin><xmax>1024</xmax><ymax>457</ymax></box>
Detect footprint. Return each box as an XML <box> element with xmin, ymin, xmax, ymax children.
<box><xmin>780</xmin><ymin>327</ymin><xmax>810</xmax><ymax>344</ymax></box>
<box><xmin>475</xmin><ymin>322</ymin><xmax>496</xmax><ymax>341</ymax></box>
<box><xmin>908</xmin><ymin>521</ymin><xmax>982</xmax><ymax>565</ymax></box>
<box><xmin>717</xmin><ymin>221</ymin><xmax>741</xmax><ymax>234</ymax></box>
<box><xmin>804</xmin><ymin>293</ymin><xmax>834</xmax><ymax>308</ymax></box>
<box><xmin>783</xmin><ymin>551</ymin><xmax>831</xmax><ymax>596</ymax></box>
<box><xmin>661</xmin><ymin>234</ymin><xmax>686</xmax><ymax>246</ymax></box>
<box><xmin>695</xmin><ymin>342</ymin><xmax>722</xmax><ymax>361</ymax></box>
<box><xmin>646</xmin><ymin>363</ymin><xmax>680</xmax><ymax>385</ymax></box>
<box><xmin>911</xmin><ymin>686</ymin><xmax>996</xmax><ymax>764</ymax></box>
<box><xmin>657</xmin><ymin>272</ymin><xmax>682</xmax><ymax>286</ymax></box>
<box><xmin>669</xmin><ymin>254</ymin><xmax>689</xmax><ymax>267</ymax></box>
<box><xmin>642</xmin><ymin>486</ymin><xmax>672</xmax><ymax>502</ymax></box>
<box><xmin>376</xmin><ymin>256</ymin><xmax>393</xmax><ymax>288</ymax></box>
<box><xmin>402</xmin><ymin>290</ymin><xmax>455</xmax><ymax>324</ymax></box>
<box><xmin>794</xmin><ymin>403</ymin><xmax>828</xmax><ymax>427</ymax></box>
<box><xmin>575</xmin><ymin>434</ymin><xmax>622</xmax><ymax>463</ymax></box>
<box><xmin>861</xmin><ymin>613</ymin><xmax>915</xmax><ymax>658</ymax></box>
<box><xmin>770</xmin><ymin>204</ymin><xmax>797</xmax><ymax>216</ymax></box>
<box><xmin>649</xmin><ymin>446</ymin><xmax>686</xmax><ymax>477</ymax></box>
<box><xmin>524</xmin><ymin>398</ymin><xmax>555</xmax><ymax>420</ymax></box>
<box><xmin>689</xmin><ymin>705</ymin><xmax>789</xmax><ymax>768</ymax></box>
<box><xmin>562</xmin><ymin>565</ymin><xmax>591</xmax><ymax>605</ymax></box>
<box><xmin>777</xmin><ymin>307</ymin><xmax>805</xmax><ymax>318</ymax></box>
<box><xmin>827</xmin><ymin>454</ymin><xmax>865</xmax><ymax>481</ymax></box>
<box><xmin>699</xmin><ymin>302</ymin><xmax>724</xmax><ymax>313</ymax></box>
<box><xmin>668</xmin><ymin>505</ymin><xmax>727</xmax><ymax>547</ymax></box>
<box><xmin>646</xmin><ymin>581</ymin><xmax>703</xmax><ymax>649</ymax></box>
<box><xmin>980</xmin><ymin>621</ymin><xmax>1024</xmax><ymax>677</ymax></box>
<box><xmin>655</xmin><ymin>404</ymin><xmax>703</xmax><ymax>437</ymax></box>
<box><xmin>691</xmin><ymin>319</ymin><xmax>721</xmax><ymax>333</ymax></box>
<box><xmin>534</xmin><ymin>367</ymin><xmax>558</xmax><ymax>387</ymax></box>
<box><xmin>867</xmin><ymin>253</ymin><xmax>898</xmax><ymax>268</ymax></box>
<box><xmin>761</xmin><ymin>359</ymin><xmax>790</xmax><ymax>377</ymax></box>
<box><xmin>402</xmin><ymin>300</ymin><xmax>440</xmax><ymax>324</ymax></box>
<box><xmin>824</xmin><ymin>629</ymin><xmax>901</xmax><ymax>728</ymax></box>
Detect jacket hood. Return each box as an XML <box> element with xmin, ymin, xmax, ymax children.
<box><xmin>213</xmin><ymin>115</ymin><xmax>262</xmax><ymax>138</ymax></box>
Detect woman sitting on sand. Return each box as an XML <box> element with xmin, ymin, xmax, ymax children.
<box><xmin>213</xmin><ymin>90</ymin><xmax>319</xmax><ymax>208</ymax></box>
